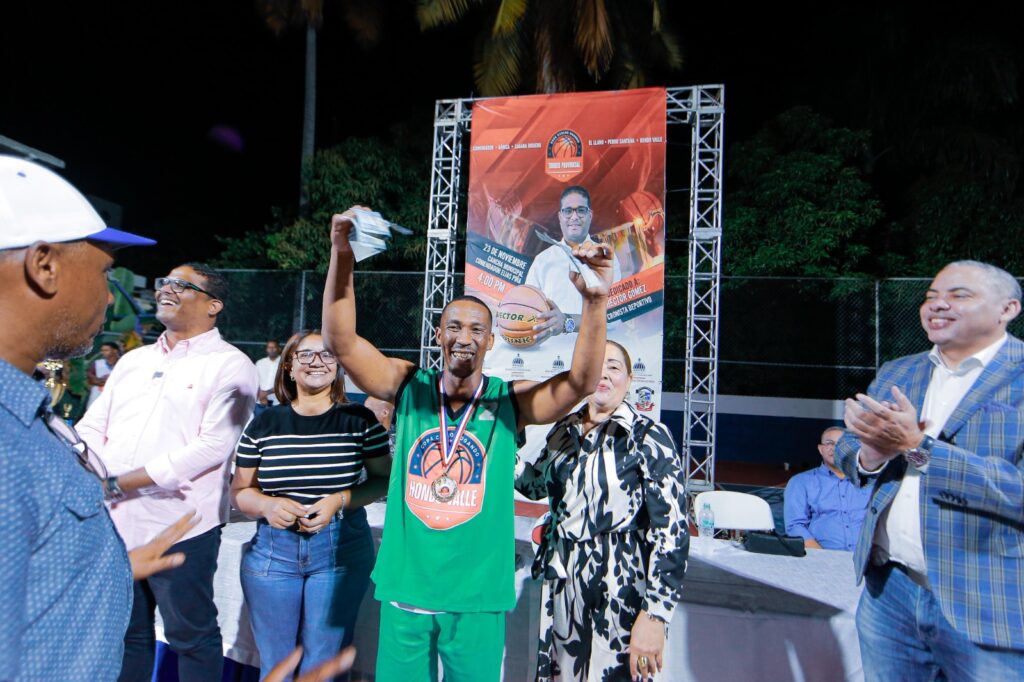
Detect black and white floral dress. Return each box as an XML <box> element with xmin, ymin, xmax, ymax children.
<box><xmin>515</xmin><ymin>401</ymin><xmax>689</xmax><ymax>682</ymax></box>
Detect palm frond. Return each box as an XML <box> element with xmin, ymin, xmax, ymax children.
<box><xmin>417</xmin><ymin>0</ymin><xmax>476</xmax><ymax>30</ymax></box>
<box><xmin>534</xmin><ymin>1</ymin><xmax>577</xmax><ymax>92</ymax></box>
<box><xmin>608</xmin><ymin>41</ymin><xmax>643</xmax><ymax>90</ymax></box>
<box><xmin>342</xmin><ymin>0</ymin><xmax>384</xmax><ymax>47</ymax></box>
<box><xmin>535</xmin><ymin>27</ymin><xmax>557</xmax><ymax>93</ymax></box>
<box><xmin>475</xmin><ymin>25</ymin><xmax>523</xmax><ymax>95</ymax></box>
<box><xmin>255</xmin><ymin>0</ymin><xmax>292</xmax><ymax>34</ymax></box>
<box><xmin>491</xmin><ymin>0</ymin><xmax>528</xmax><ymax>37</ymax></box>
<box><xmin>300</xmin><ymin>0</ymin><xmax>324</xmax><ymax>28</ymax></box>
<box><xmin>575</xmin><ymin>0</ymin><xmax>613</xmax><ymax>79</ymax></box>
<box><xmin>535</xmin><ymin>24</ymin><xmax>575</xmax><ymax>93</ymax></box>
<box><xmin>255</xmin><ymin>0</ymin><xmax>325</xmax><ymax>33</ymax></box>
<box><xmin>656</xmin><ymin>25</ymin><xmax>684</xmax><ymax>70</ymax></box>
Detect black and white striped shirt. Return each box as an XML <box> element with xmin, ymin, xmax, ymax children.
<box><xmin>236</xmin><ymin>403</ymin><xmax>389</xmax><ymax>504</ymax></box>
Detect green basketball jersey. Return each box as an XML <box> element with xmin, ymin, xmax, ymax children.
<box><xmin>371</xmin><ymin>368</ymin><xmax>519</xmax><ymax>613</ymax></box>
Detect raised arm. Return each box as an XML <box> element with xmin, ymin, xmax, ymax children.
<box><xmin>514</xmin><ymin>242</ymin><xmax>612</xmax><ymax>429</ymax></box>
<box><xmin>322</xmin><ymin>208</ymin><xmax>415</xmax><ymax>402</ymax></box>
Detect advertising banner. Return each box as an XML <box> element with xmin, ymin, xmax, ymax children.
<box><xmin>464</xmin><ymin>88</ymin><xmax>668</xmax><ymax>444</ymax></box>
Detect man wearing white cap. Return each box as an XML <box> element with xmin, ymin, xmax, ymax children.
<box><xmin>0</xmin><ymin>156</ymin><xmax>192</xmax><ymax>682</ymax></box>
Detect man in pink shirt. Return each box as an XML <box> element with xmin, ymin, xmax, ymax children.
<box><xmin>78</xmin><ymin>262</ymin><xmax>258</xmax><ymax>682</ymax></box>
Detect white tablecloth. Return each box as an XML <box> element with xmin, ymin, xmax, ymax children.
<box><xmin>671</xmin><ymin>537</ymin><xmax>863</xmax><ymax>681</ymax></box>
<box><xmin>159</xmin><ymin>507</ymin><xmax>863</xmax><ymax>681</ymax></box>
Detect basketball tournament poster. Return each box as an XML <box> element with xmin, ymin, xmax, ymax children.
<box><xmin>464</xmin><ymin>88</ymin><xmax>668</xmax><ymax>447</ymax></box>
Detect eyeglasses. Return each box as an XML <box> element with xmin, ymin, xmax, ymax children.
<box><xmin>559</xmin><ymin>206</ymin><xmax>592</xmax><ymax>218</ymax></box>
<box><xmin>820</xmin><ymin>440</ymin><xmax>838</xmax><ymax>447</ymax></box>
<box><xmin>155</xmin><ymin>276</ymin><xmax>217</xmax><ymax>298</ymax></box>
<box><xmin>293</xmin><ymin>350</ymin><xmax>337</xmax><ymax>365</ymax></box>
<box><xmin>44</xmin><ymin>411</ymin><xmax>109</xmax><ymax>483</ymax></box>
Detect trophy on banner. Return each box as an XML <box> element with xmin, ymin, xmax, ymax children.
<box><xmin>485</xmin><ymin>191</ymin><xmax>536</xmax><ymax>253</ymax></box>
<box><xmin>602</xmin><ymin>191</ymin><xmax>666</xmax><ymax>277</ymax></box>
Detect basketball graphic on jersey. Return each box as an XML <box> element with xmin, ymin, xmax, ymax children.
<box><xmin>406</xmin><ymin>427</ymin><xmax>487</xmax><ymax>530</ymax></box>
<box><xmin>420</xmin><ymin>442</ymin><xmax>476</xmax><ymax>485</ymax></box>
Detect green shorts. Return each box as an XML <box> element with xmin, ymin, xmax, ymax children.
<box><xmin>375</xmin><ymin>602</ymin><xmax>505</xmax><ymax>682</ymax></box>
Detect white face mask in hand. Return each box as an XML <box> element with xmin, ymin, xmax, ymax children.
<box><xmin>348</xmin><ymin>208</ymin><xmax>414</xmax><ymax>262</ymax></box>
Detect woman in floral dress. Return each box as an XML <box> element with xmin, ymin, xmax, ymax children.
<box><xmin>516</xmin><ymin>340</ymin><xmax>689</xmax><ymax>681</ymax></box>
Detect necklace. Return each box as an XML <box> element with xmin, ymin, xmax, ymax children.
<box><xmin>432</xmin><ymin>373</ymin><xmax>484</xmax><ymax>503</ymax></box>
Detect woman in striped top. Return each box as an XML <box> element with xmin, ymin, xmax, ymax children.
<box><xmin>231</xmin><ymin>330</ymin><xmax>390</xmax><ymax>679</ymax></box>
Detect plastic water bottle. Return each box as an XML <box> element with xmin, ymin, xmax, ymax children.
<box><xmin>698</xmin><ymin>502</ymin><xmax>715</xmax><ymax>538</ymax></box>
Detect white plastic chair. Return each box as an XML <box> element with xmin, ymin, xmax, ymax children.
<box><xmin>694</xmin><ymin>491</ymin><xmax>775</xmax><ymax>531</ymax></box>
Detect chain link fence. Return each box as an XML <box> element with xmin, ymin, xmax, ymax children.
<box><xmin>219</xmin><ymin>270</ymin><xmax>434</xmax><ymax>365</ymax></box>
<box><xmin>216</xmin><ymin>270</ymin><xmax>1024</xmax><ymax>400</ymax></box>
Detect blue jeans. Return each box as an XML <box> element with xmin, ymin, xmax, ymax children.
<box><xmin>241</xmin><ymin>507</ymin><xmax>374</xmax><ymax>679</ymax></box>
<box><xmin>858</xmin><ymin>563</ymin><xmax>1024</xmax><ymax>681</ymax></box>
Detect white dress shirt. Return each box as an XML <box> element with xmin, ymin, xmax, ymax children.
<box><xmin>875</xmin><ymin>334</ymin><xmax>1007</xmax><ymax>573</ymax></box>
<box><xmin>524</xmin><ymin>237</ymin><xmax>622</xmax><ymax>316</ymax></box>
<box><xmin>78</xmin><ymin>328</ymin><xmax>258</xmax><ymax>549</ymax></box>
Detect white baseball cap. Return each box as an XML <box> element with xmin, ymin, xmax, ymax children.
<box><xmin>0</xmin><ymin>155</ymin><xmax>156</xmax><ymax>249</ymax></box>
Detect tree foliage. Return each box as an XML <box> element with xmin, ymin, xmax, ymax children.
<box><xmin>724</xmin><ymin>107</ymin><xmax>883</xmax><ymax>278</ymax></box>
<box><xmin>216</xmin><ymin>127</ymin><xmax>431</xmax><ymax>272</ymax></box>
<box><xmin>417</xmin><ymin>0</ymin><xmax>682</xmax><ymax>95</ymax></box>
<box><xmin>855</xmin><ymin>16</ymin><xmax>1024</xmax><ymax>276</ymax></box>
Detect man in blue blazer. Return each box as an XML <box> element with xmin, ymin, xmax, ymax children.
<box><xmin>837</xmin><ymin>260</ymin><xmax>1024</xmax><ymax>680</ymax></box>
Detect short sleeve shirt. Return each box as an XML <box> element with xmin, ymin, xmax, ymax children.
<box><xmin>236</xmin><ymin>403</ymin><xmax>389</xmax><ymax>504</ymax></box>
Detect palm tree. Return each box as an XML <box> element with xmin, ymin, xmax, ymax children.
<box><xmin>257</xmin><ymin>0</ymin><xmax>381</xmax><ymax>212</ymax></box>
<box><xmin>417</xmin><ymin>0</ymin><xmax>682</xmax><ymax>95</ymax></box>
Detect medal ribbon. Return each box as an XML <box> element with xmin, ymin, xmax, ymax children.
<box><xmin>438</xmin><ymin>373</ymin><xmax>484</xmax><ymax>468</ymax></box>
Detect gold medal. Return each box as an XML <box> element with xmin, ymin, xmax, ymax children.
<box><xmin>431</xmin><ymin>474</ymin><xmax>458</xmax><ymax>502</ymax></box>
<box><xmin>432</xmin><ymin>374</ymin><xmax>483</xmax><ymax>505</ymax></box>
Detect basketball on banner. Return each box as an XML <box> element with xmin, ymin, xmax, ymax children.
<box><xmin>496</xmin><ymin>285</ymin><xmax>550</xmax><ymax>347</ymax></box>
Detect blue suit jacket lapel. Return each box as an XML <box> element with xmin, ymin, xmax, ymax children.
<box><xmin>939</xmin><ymin>337</ymin><xmax>1024</xmax><ymax>441</ymax></box>
<box><xmin>899</xmin><ymin>356</ymin><xmax>933</xmax><ymax>415</ymax></box>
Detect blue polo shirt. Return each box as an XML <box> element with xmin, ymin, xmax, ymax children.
<box><xmin>784</xmin><ymin>463</ymin><xmax>872</xmax><ymax>551</ymax></box>
<box><xmin>0</xmin><ymin>359</ymin><xmax>132</xmax><ymax>681</ymax></box>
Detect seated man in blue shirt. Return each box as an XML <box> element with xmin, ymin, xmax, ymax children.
<box><xmin>784</xmin><ymin>427</ymin><xmax>871</xmax><ymax>550</ymax></box>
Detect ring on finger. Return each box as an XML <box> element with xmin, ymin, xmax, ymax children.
<box><xmin>638</xmin><ymin>655</ymin><xmax>649</xmax><ymax>668</ymax></box>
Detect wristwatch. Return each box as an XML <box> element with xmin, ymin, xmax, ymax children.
<box><xmin>105</xmin><ymin>476</ymin><xmax>126</xmax><ymax>502</ymax></box>
<box><xmin>562</xmin><ymin>316</ymin><xmax>577</xmax><ymax>334</ymax></box>
<box><xmin>904</xmin><ymin>435</ymin><xmax>935</xmax><ymax>468</ymax></box>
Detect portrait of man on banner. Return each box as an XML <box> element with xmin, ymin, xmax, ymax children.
<box><xmin>464</xmin><ymin>88</ymin><xmax>668</xmax><ymax>430</ymax></box>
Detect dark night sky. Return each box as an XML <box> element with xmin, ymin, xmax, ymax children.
<box><xmin>2</xmin><ymin>2</ymin><xmax>1016</xmax><ymax>276</ymax></box>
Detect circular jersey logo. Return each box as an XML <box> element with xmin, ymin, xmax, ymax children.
<box><xmin>406</xmin><ymin>427</ymin><xmax>488</xmax><ymax>530</ymax></box>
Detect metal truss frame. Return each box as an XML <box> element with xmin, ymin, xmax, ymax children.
<box><xmin>419</xmin><ymin>99</ymin><xmax>474</xmax><ymax>369</ymax></box>
<box><xmin>420</xmin><ymin>87</ymin><xmax>725</xmax><ymax>498</ymax></box>
<box><xmin>672</xmin><ymin>86</ymin><xmax>725</xmax><ymax>496</ymax></box>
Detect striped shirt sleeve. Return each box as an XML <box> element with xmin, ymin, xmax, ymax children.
<box><xmin>235</xmin><ymin>427</ymin><xmax>262</xmax><ymax>468</ymax></box>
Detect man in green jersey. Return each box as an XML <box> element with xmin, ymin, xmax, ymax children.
<box><xmin>323</xmin><ymin>206</ymin><xmax>612</xmax><ymax>681</ymax></box>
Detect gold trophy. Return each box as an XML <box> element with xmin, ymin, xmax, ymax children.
<box><xmin>40</xmin><ymin>359</ymin><xmax>67</xmax><ymax>408</ymax></box>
